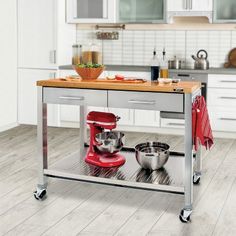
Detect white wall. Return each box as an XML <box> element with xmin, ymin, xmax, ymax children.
<box><xmin>0</xmin><ymin>1</ymin><xmax>18</xmax><ymax>131</ymax></box>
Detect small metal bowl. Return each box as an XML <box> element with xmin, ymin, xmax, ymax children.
<box><xmin>135</xmin><ymin>142</ymin><xmax>170</xmax><ymax>171</ymax></box>
<box><xmin>95</xmin><ymin>131</ymin><xmax>125</xmax><ymax>154</ymax></box>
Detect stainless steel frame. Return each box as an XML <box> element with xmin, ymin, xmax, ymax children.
<box><xmin>35</xmin><ymin>86</ymin><xmax>202</xmax><ymax>221</ymax></box>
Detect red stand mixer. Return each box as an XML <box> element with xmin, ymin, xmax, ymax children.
<box><xmin>85</xmin><ymin>111</ymin><xmax>126</xmax><ymax>168</ymax></box>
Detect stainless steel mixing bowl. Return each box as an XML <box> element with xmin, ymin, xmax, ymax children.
<box><xmin>135</xmin><ymin>142</ymin><xmax>170</xmax><ymax>171</ymax></box>
<box><xmin>95</xmin><ymin>131</ymin><xmax>125</xmax><ymax>154</ymax></box>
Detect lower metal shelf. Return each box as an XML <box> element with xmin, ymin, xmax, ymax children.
<box><xmin>44</xmin><ymin>148</ymin><xmax>185</xmax><ymax>194</ymax></box>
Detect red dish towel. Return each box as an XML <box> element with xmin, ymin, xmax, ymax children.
<box><xmin>192</xmin><ymin>96</ymin><xmax>214</xmax><ymax>151</ymax></box>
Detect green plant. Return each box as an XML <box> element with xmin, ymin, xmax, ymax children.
<box><xmin>76</xmin><ymin>63</ymin><xmax>104</xmax><ymax>68</ymax></box>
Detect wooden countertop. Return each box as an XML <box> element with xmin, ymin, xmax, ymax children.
<box><xmin>37</xmin><ymin>78</ymin><xmax>201</xmax><ymax>94</ymax></box>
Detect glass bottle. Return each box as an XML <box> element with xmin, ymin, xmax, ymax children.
<box><xmin>91</xmin><ymin>43</ymin><xmax>102</xmax><ymax>64</ymax></box>
<box><xmin>150</xmin><ymin>48</ymin><xmax>160</xmax><ymax>81</ymax></box>
<box><xmin>82</xmin><ymin>44</ymin><xmax>92</xmax><ymax>64</ymax></box>
<box><xmin>72</xmin><ymin>44</ymin><xmax>82</xmax><ymax>65</ymax></box>
<box><xmin>160</xmin><ymin>48</ymin><xmax>169</xmax><ymax>79</ymax></box>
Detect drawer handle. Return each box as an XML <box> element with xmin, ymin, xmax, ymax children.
<box><xmin>219</xmin><ymin>80</ymin><xmax>236</xmax><ymax>83</ymax></box>
<box><xmin>219</xmin><ymin>96</ymin><xmax>236</xmax><ymax>100</ymax></box>
<box><xmin>128</xmin><ymin>100</ymin><xmax>156</xmax><ymax>105</ymax></box>
<box><xmin>167</xmin><ymin>123</ymin><xmax>185</xmax><ymax>126</ymax></box>
<box><xmin>59</xmin><ymin>96</ymin><xmax>84</xmax><ymax>101</ymax></box>
<box><xmin>219</xmin><ymin>118</ymin><xmax>236</xmax><ymax>121</ymax></box>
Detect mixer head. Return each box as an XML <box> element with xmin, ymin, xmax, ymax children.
<box><xmin>87</xmin><ymin>111</ymin><xmax>118</xmax><ymax>129</ymax></box>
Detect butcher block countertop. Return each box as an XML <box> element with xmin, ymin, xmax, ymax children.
<box><xmin>37</xmin><ymin>78</ymin><xmax>201</xmax><ymax>94</ymax></box>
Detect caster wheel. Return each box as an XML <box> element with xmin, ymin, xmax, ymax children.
<box><xmin>34</xmin><ymin>189</ymin><xmax>47</xmax><ymax>201</ymax></box>
<box><xmin>193</xmin><ymin>173</ymin><xmax>201</xmax><ymax>185</ymax></box>
<box><xmin>179</xmin><ymin>209</ymin><xmax>191</xmax><ymax>223</ymax></box>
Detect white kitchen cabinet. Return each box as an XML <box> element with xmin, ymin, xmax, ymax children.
<box><xmin>107</xmin><ymin>108</ymin><xmax>134</xmax><ymax>126</ymax></box>
<box><xmin>0</xmin><ymin>0</ymin><xmax>17</xmax><ymax>131</ymax></box>
<box><xmin>208</xmin><ymin>106</ymin><xmax>236</xmax><ymax>132</ymax></box>
<box><xmin>167</xmin><ymin>0</ymin><xmax>213</xmax><ymax>22</ymax></box>
<box><xmin>160</xmin><ymin>118</ymin><xmax>185</xmax><ymax>129</ymax></box>
<box><xmin>134</xmin><ymin>110</ymin><xmax>160</xmax><ymax>127</ymax></box>
<box><xmin>18</xmin><ymin>0</ymin><xmax>57</xmax><ymax>69</ymax></box>
<box><xmin>167</xmin><ymin>0</ymin><xmax>212</xmax><ymax>12</ymax></box>
<box><xmin>214</xmin><ymin>0</ymin><xmax>236</xmax><ymax>23</ymax></box>
<box><xmin>118</xmin><ymin>0</ymin><xmax>166</xmax><ymax>23</ymax></box>
<box><xmin>18</xmin><ymin>69</ymin><xmax>58</xmax><ymax>126</ymax></box>
<box><xmin>66</xmin><ymin>0</ymin><xmax>116</xmax><ymax>23</ymax></box>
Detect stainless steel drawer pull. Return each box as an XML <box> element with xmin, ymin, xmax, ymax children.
<box><xmin>220</xmin><ymin>118</ymin><xmax>236</xmax><ymax>121</ymax></box>
<box><xmin>59</xmin><ymin>96</ymin><xmax>84</xmax><ymax>101</ymax></box>
<box><xmin>220</xmin><ymin>80</ymin><xmax>236</xmax><ymax>83</ymax></box>
<box><xmin>128</xmin><ymin>100</ymin><xmax>156</xmax><ymax>105</ymax></box>
<box><xmin>219</xmin><ymin>96</ymin><xmax>236</xmax><ymax>100</ymax></box>
<box><xmin>167</xmin><ymin>123</ymin><xmax>185</xmax><ymax>126</ymax></box>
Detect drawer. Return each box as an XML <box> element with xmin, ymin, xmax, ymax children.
<box><xmin>161</xmin><ymin>118</ymin><xmax>185</xmax><ymax>129</ymax></box>
<box><xmin>208</xmin><ymin>74</ymin><xmax>236</xmax><ymax>88</ymax></box>
<box><xmin>208</xmin><ymin>106</ymin><xmax>236</xmax><ymax>132</ymax></box>
<box><xmin>43</xmin><ymin>88</ymin><xmax>107</xmax><ymax>106</ymax></box>
<box><xmin>108</xmin><ymin>91</ymin><xmax>184</xmax><ymax>112</ymax></box>
<box><xmin>208</xmin><ymin>88</ymin><xmax>236</xmax><ymax>107</ymax></box>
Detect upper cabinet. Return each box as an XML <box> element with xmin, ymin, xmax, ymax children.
<box><xmin>66</xmin><ymin>0</ymin><xmax>116</xmax><ymax>23</ymax></box>
<box><xmin>213</xmin><ymin>0</ymin><xmax>236</xmax><ymax>23</ymax></box>
<box><xmin>167</xmin><ymin>0</ymin><xmax>213</xmax><ymax>23</ymax></box>
<box><xmin>18</xmin><ymin>0</ymin><xmax>57</xmax><ymax>69</ymax></box>
<box><xmin>118</xmin><ymin>0</ymin><xmax>166</xmax><ymax>23</ymax></box>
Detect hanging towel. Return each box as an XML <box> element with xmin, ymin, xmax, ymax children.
<box><xmin>192</xmin><ymin>96</ymin><xmax>214</xmax><ymax>151</ymax></box>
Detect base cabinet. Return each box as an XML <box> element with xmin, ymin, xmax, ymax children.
<box><xmin>134</xmin><ymin>110</ymin><xmax>160</xmax><ymax>127</ymax></box>
<box><xmin>18</xmin><ymin>69</ymin><xmax>58</xmax><ymax>126</ymax></box>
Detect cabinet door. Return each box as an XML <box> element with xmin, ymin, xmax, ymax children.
<box><xmin>119</xmin><ymin>0</ymin><xmax>166</xmax><ymax>23</ymax></box>
<box><xmin>18</xmin><ymin>69</ymin><xmax>58</xmax><ymax>126</ymax></box>
<box><xmin>67</xmin><ymin>0</ymin><xmax>115</xmax><ymax>23</ymax></box>
<box><xmin>134</xmin><ymin>110</ymin><xmax>160</xmax><ymax>127</ymax></box>
<box><xmin>107</xmin><ymin>108</ymin><xmax>134</xmax><ymax>126</ymax></box>
<box><xmin>0</xmin><ymin>0</ymin><xmax>17</xmax><ymax>129</ymax></box>
<box><xmin>191</xmin><ymin>0</ymin><xmax>212</xmax><ymax>11</ymax></box>
<box><xmin>167</xmin><ymin>0</ymin><xmax>188</xmax><ymax>11</ymax></box>
<box><xmin>18</xmin><ymin>0</ymin><xmax>57</xmax><ymax>69</ymax></box>
<box><xmin>213</xmin><ymin>0</ymin><xmax>236</xmax><ymax>22</ymax></box>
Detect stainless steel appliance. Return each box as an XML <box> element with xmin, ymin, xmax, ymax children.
<box><xmin>160</xmin><ymin>72</ymin><xmax>207</xmax><ymax>119</ymax></box>
<box><xmin>168</xmin><ymin>56</ymin><xmax>183</xmax><ymax>70</ymax></box>
<box><xmin>192</xmin><ymin>50</ymin><xmax>209</xmax><ymax>70</ymax></box>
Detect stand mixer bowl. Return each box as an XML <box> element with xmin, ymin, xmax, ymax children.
<box><xmin>95</xmin><ymin>131</ymin><xmax>125</xmax><ymax>154</ymax></box>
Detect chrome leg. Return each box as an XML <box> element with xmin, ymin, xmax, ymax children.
<box><xmin>195</xmin><ymin>143</ymin><xmax>202</xmax><ymax>174</ymax></box>
<box><xmin>193</xmin><ymin>143</ymin><xmax>202</xmax><ymax>184</ymax></box>
<box><xmin>181</xmin><ymin>93</ymin><xmax>193</xmax><ymax>221</ymax></box>
<box><xmin>79</xmin><ymin>105</ymin><xmax>86</xmax><ymax>157</ymax></box>
<box><xmin>36</xmin><ymin>87</ymin><xmax>48</xmax><ymax>190</ymax></box>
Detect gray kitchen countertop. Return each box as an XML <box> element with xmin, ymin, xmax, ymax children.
<box><xmin>59</xmin><ymin>65</ymin><xmax>236</xmax><ymax>75</ymax></box>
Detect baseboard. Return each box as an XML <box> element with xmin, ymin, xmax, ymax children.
<box><xmin>0</xmin><ymin>122</ymin><xmax>19</xmax><ymax>133</ymax></box>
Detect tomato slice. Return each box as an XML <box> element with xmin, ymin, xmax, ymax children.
<box><xmin>115</xmin><ymin>74</ymin><xmax>125</xmax><ymax>80</ymax></box>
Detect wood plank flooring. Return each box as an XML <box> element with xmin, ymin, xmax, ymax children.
<box><xmin>0</xmin><ymin>125</ymin><xmax>236</xmax><ymax>236</ymax></box>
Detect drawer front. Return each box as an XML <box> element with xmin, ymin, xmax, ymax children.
<box><xmin>208</xmin><ymin>74</ymin><xmax>236</xmax><ymax>88</ymax></box>
<box><xmin>208</xmin><ymin>106</ymin><xmax>236</xmax><ymax>132</ymax></box>
<box><xmin>108</xmin><ymin>91</ymin><xmax>184</xmax><ymax>112</ymax></box>
<box><xmin>161</xmin><ymin>118</ymin><xmax>185</xmax><ymax>129</ymax></box>
<box><xmin>208</xmin><ymin>88</ymin><xmax>236</xmax><ymax>107</ymax></box>
<box><xmin>43</xmin><ymin>88</ymin><xmax>107</xmax><ymax>106</ymax></box>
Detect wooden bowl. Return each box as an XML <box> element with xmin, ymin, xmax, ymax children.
<box><xmin>73</xmin><ymin>66</ymin><xmax>104</xmax><ymax>80</ymax></box>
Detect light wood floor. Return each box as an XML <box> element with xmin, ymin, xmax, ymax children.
<box><xmin>0</xmin><ymin>125</ymin><xmax>236</xmax><ymax>236</ymax></box>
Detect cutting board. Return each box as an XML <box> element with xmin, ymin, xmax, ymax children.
<box><xmin>224</xmin><ymin>48</ymin><xmax>236</xmax><ymax>68</ymax></box>
<box><xmin>63</xmin><ymin>77</ymin><xmax>147</xmax><ymax>84</ymax></box>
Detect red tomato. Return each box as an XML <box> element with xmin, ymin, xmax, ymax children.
<box><xmin>115</xmin><ymin>74</ymin><xmax>125</xmax><ymax>80</ymax></box>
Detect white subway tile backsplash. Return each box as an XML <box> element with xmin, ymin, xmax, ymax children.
<box><xmin>76</xmin><ymin>29</ymin><xmax>235</xmax><ymax>67</ymax></box>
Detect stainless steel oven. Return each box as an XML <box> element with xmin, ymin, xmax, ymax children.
<box><xmin>160</xmin><ymin>72</ymin><xmax>207</xmax><ymax>119</ymax></box>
